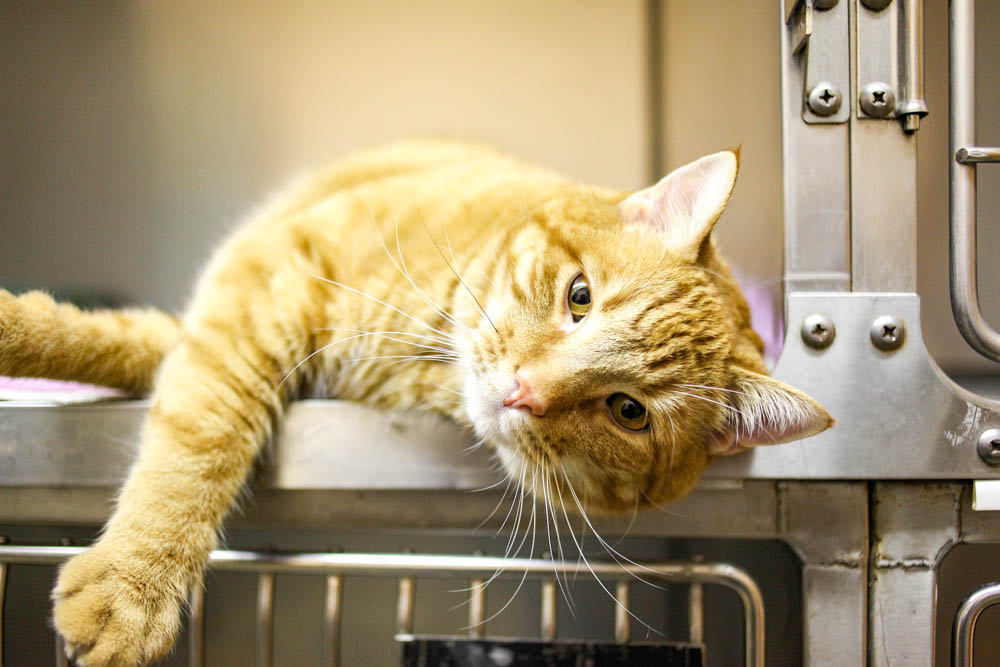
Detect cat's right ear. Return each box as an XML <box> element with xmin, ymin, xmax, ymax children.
<box><xmin>619</xmin><ymin>151</ymin><xmax>739</xmax><ymax>262</ymax></box>
<box><xmin>708</xmin><ymin>368</ymin><xmax>834</xmax><ymax>456</ymax></box>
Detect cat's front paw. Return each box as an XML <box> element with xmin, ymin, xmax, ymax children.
<box><xmin>53</xmin><ymin>543</ymin><xmax>185</xmax><ymax>666</ymax></box>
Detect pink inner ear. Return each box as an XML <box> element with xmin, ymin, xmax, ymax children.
<box><xmin>619</xmin><ymin>151</ymin><xmax>738</xmax><ymax>257</ymax></box>
<box><xmin>707</xmin><ymin>370</ymin><xmax>834</xmax><ymax>456</ymax></box>
<box><xmin>709</xmin><ymin>410</ymin><xmax>825</xmax><ymax>456</ymax></box>
<box><xmin>708</xmin><ymin>431</ymin><xmax>751</xmax><ymax>456</ymax></box>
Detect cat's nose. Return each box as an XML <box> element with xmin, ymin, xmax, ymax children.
<box><xmin>502</xmin><ymin>368</ymin><xmax>548</xmax><ymax>416</ymax></box>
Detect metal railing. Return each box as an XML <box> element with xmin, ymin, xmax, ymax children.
<box><xmin>953</xmin><ymin>581</ymin><xmax>1000</xmax><ymax>667</ymax></box>
<box><xmin>0</xmin><ymin>545</ymin><xmax>765</xmax><ymax>667</ymax></box>
<box><xmin>950</xmin><ymin>0</ymin><xmax>1000</xmax><ymax>362</ymax></box>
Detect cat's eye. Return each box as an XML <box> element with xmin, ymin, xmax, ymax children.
<box><xmin>567</xmin><ymin>273</ymin><xmax>591</xmax><ymax>322</ymax></box>
<box><xmin>607</xmin><ymin>393</ymin><xmax>648</xmax><ymax>431</ymax></box>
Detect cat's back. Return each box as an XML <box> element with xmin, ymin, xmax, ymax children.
<box><xmin>190</xmin><ymin>140</ymin><xmax>574</xmax><ymax>315</ymax></box>
<box><xmin>258</xmin><ymin>139</ymin><xmax>564</xmax><ymax>225</ymax></box>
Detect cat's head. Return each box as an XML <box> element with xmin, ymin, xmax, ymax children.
<box><xmin>461</xmin><ymin>151</ymin><xmax>832</xmax><ymax>513</ymax></box>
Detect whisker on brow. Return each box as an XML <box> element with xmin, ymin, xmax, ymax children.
<box><xmin>308</xmin><ymin>274</ymin><xmax>455</xmax><ymax>341</ymax></box>
<box><xmin>389</xmin><ymin>214</ymin><xmax>474</xmax><ymax>336</ymax></box>
<box><xmin>418</xmin><ymin>214</ymin><xmax>501</xmax><ymax>338</ymax></box>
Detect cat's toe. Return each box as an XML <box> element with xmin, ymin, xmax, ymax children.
<box><xmin>53</xmin><ymin>546</ymin><xmax>183</xmax><ymax>666</ymax></box>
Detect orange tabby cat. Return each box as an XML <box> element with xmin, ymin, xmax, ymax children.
<box><xmin>0</xmin><ymin>140</ymin><xmax>831</xmax><ymax>665</ymax></box>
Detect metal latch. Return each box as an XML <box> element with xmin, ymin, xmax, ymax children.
<box><xmin>785</xmin><ymin>0</ymin><xmax>850</xmax><ymax>124</ymax></box>
<box><xmin>856</xmin><ymin>0</ymin><xmax>928</xmax><ymax>132</ymax></box>
<box><xmin>787</xmin><ymin>0</ymin><xmax>929</xmax><ymax>132</ymax></box>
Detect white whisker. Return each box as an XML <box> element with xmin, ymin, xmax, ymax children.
<box><xmin>321</xmin><ymin>326</ymin><xmax>454</xmax><ymax>347</ymax></box>
<box><xmin>418</xmin><ymin>215</ymin><xmax>501</xmax><ymax>337</ymax></box>
<box><xmin>308</xmin><ymin>274</ymin><xmax>454</xmax><ymax>341</ymax></box>
<box><xmin>387</xmin><ymin>215</ymin><xmax>474</xmax><ymax>335</ymax></box>
<box><xmin>471</xmin><ymin>473</ymin><xmax>515</xmax><ymax>531</ymax></box>
<box><xmin>541</xmin><ymin>461</ymin><xmax>575</xmax><ymax>614</ymax></box>
<box><xmin>475</xmin><ymin>462</ymin><xmax>538</xmax><ymax>627</ymax></box>
<box><xmin>556</xmin><ymin>467</ymin><xmax>665</xmax><ymax>639</ymax></box>
<box><xmin>672</xmin><ymin>389</ymin><xmax>743</xmax><ymax>415</ymax></box>
<box><xmin>674</xmin><ymin>382</ymin><xmax>751</xmax><ymax>397</ymax></box>
<box><xmin>558</xmin><ymin>464</ymin><xmax>669</xmax><ymax>590</ymax></box>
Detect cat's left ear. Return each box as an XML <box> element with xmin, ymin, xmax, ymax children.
<box><xmin>619</xmin><ymin>150</ymin><xmax>739</xmax><ymax>262</ymax></box>
<box><xmin>708</xmin><ymin>367</ymin><xmax>833</xmax><ymax>456</ymax></box>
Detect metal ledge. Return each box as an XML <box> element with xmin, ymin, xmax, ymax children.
<box><xmin>710</xmin><ymin>293</ymin><xmax>1000</xmax><ymax>479</ymax></box>
<box><xmin>0</xmin><ymin>400</ymin><xmax>494</xmax><ymax>490</ymax></box>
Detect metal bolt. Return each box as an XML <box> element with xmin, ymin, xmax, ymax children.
<box><xmin>807</xmin><ymin>82</ymin><xmax>842</xmax><ymax>117</ymax></box>
<box><xmin>977</xmin><ymin>428</ymin><xmax>1000</xmax><ymax>466</ymax></box>
<box><xmin>860</xmin><ymin>0</ymin><xmax>892</xmax><ymax>11</ymax></box>
<box><xmin>870</xmin><ymin>315</ymin><xmax>905</xmax><ymax>351</ymax></box>
<box><xmin>802</xmin><ymin>314</ymin><xmax>836</xmax><ymax>349</ymax></box>
<box><xmin>860</xmin><ymin>82</ymin><xmax>896</xmax><ymax>118</ymax></box>
<box><xmin>815</xmin><ymin>0</ymin><xmax>840</xmax><ymax>9</ymax></box>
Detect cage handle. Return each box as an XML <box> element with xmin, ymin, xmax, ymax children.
<box><xmin>950</xmin><ymin>0</ymin><xmax>1000</xmax><ymax>362</ymax></box>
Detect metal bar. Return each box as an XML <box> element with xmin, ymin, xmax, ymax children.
<box><xmin>54</xmin><ymin>634</ymin><xmax>67</xmax><ymax>667</ymax></box>
<box><xmin>950</xmin><ymin>0</ymin><xmax>1000</xmax><ymax>362</ymax></box>
<box><xmin>0</xmin><ymin>561</ymin><xmax>5</xmax><ymax>667</ymax></box>
<box><xmin>956</xmin><ymin>147</ymin><xmax>1000</xmax><ymax>164</ymax></box>
<box><xmin>689</xmin><ymin>582</ymin><xmax>704</xmax><ymax>644</ymax></box>
<box><xmin>540</xmin><ymin>579</ymin><xmax>557</xmax><ymax>641</ymax></box>
<box><xmin>897</xmin><ymin>0</ymin><xmax>928</xmax><ymax>132</ymax></box>
<box><xmin>0</xmin><ymin>546</ymin><xmax>765</xmax><ymax>666</ymax></box>
<box><xmin>188</xmin><ymin>585</ymin><xmax>205</xmax><ymax>667</ymax></box>
<box><xmin>395</xmin><ymin>577</ymin><xmax>415</xmax><ymax>635</ymax></box>
<box><xmin>614</xmin><ymin>581</ymin><xmax>630</xmax><ymax>644</ymax></box>
<box><xmin>953</xmin><ymin>582</ymin><xmax>1000</xmax><ymax>667</ymax></box>
<box><xmin>467</xmin><ymin>578</ymin><xmax>485</xmax><ymax>638</ymax></box>
<box><xmin>323</xmin><ymin>575</ymin><xmax>343</xmax><ymax>667</ymax></box>
<box><xmin>781</xmin><ymin>0</ymin><xmax>851</xmax><ymax>293</ymax></box>
<box><xmin>869</xmin><ymin>483</ymin><xmax>959</xmax><ymax>666</ymax></box>
<box><xmin>255</xmin><ymin>573</ymin><xmax>274</xmax><ymax>667</ymax></box>
<box><xmin>851</xmin><ymin>0</ymin><xmax>919</xmax><ymax>294</ymax></box>
<box><xmin>644</xmin><ymin>0</ymin><xmax>664</xmax><ymax>182</ymax></box>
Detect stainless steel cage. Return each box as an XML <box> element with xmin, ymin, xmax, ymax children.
<box><xmin>3</xmin><ymin>0</ymin><xmax>1000</xmax><ymax>665</ymax></box>
<box><xmin>0</xmin><ymin>547</ymin><xmax>764</xmax><ymax>667</ymax></box>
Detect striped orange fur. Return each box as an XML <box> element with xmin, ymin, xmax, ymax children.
<box><xmin>0</xmin><ymin>140</ymin><xmax>830</xmax><ymax>664</ymax></box>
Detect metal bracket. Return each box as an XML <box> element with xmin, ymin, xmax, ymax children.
<box><xmin>786</xmin><ymin>0</ymin><xmax>850</xmax><ymax>124</ymax></box>
<box><xmin>707</xmin><ymin>293</ymin><xmax>1000</xmax><ymax>480</ymax></box>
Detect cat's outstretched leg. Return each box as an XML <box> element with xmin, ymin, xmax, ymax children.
<box><xmin>51</xmin><ymin>318</ymin><xmax>295</xmax><ymax>665</ymax></box>
<box><xmin>0</xmin><ymin>289</ymin><xmax>178</xmax><ymax>393</ymax></box>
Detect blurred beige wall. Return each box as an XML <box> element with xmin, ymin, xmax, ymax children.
<box><xmin>659</xmin><ymin>1</ymin><xmax>783</xmax><ymax>288</ymax></box>
<box><xmin>1</xmin><ymin>0</ymin><xmax>651</xmax><ymax>310</ymax></box>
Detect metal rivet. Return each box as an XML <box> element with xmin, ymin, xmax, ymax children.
<box><xmin>870</xmin><ymin>315</ymin><xmax>905</xmax><ymax>351</ymax></box>
<box><xmin>814</xmin><ymin>0</ymin><xmax>839</xmax><ymax>8</ymax></box>
<box><xmin>860</xmin><ymin>82</ymin><xmax>896</xmax><ymax>118</ymax></box>
<box><xmin>807</xmin><ymin>82</ymin><xmax>842</xmax><ymax>117</ymax></box>
<box><xmin>860</xmin><ymin>0</ymin><xmax>892</xmax><ymax>11</ymax></box>
<box><xmin>802</xmin><ymin>314</ymin><xmax>836</xmax><ymax>349</ymax></box>
<box><xmin>977</xmin><ymin>428</ymin><xmax>1000</xmax><ymax>466</ymax></box>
